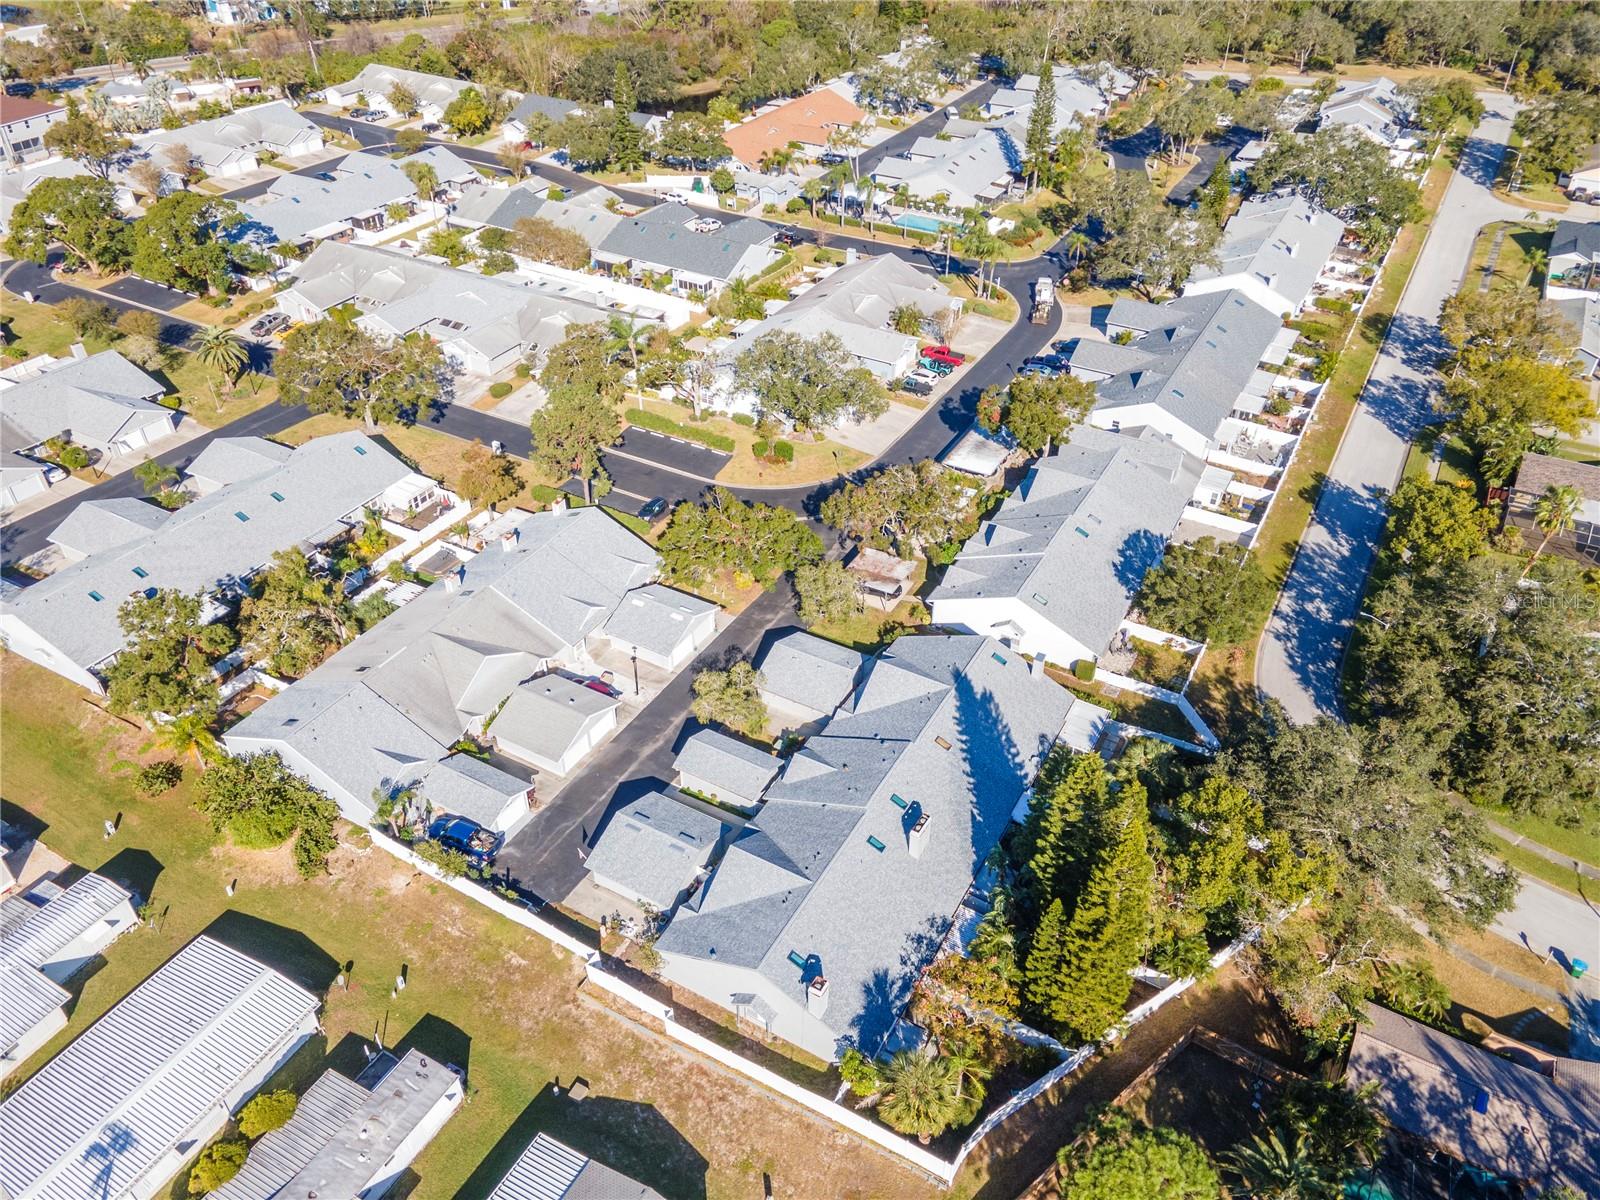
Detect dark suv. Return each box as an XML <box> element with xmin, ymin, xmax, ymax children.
<box><xmin>426</xmin><ymin>816</ymin><xmax>503</xmax><ymax>868</ymax></box>
<box><xmin>900</xmin><ymin>375</ymin><xmax>934</xmax><ymax>396</ymax></box>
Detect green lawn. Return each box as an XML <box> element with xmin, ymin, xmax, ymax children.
<box><xmin>1483</xmin><ymin>805</ymin><xmax>1600</xmax><ymax>868</ymax></box>
<box><xmin>0</xmin><ymin>653</ymin><xmax>940</xmax><ymax>1200</ymax></box>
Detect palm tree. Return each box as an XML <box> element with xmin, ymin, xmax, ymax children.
<box><xmin>192</xmin><ymin>325</ymin><xmax>248</xmax><ymax>413</ymax></box>
<box><xmin>1226</xmin><ymin>1125</ymin><xmax>1335</xmax><ymax>1200</ymax></box>
<box><xmin>1524</xmin><ymin>245</ymin><xmax>1549</xmax><ymax>286</ymax></box>
<box><xmin>606</xmin><ymin>314</ymin><xmax>648</xmax><ymax>376</ymax></box>
<box><xmin>402</xmin><ymin>160</ymin><xmax>440</xmax><ymax>219</ymax></box>
<box><xmin>760</xmin><ymin>146</ymin><xmax>794</xmax><ymax>176</ymax></box>
<box><xmin>825</xmin><ymin>163</ymin><xmax>852</xmax><ymax>226</ymax></box>
<box><xmin>859</xmin><ymin>178</ymin><xmax>878</xmax><ymax>236</ymax></box>
<box><xmin>876</xmin><ymin>1050</ymin><xmax>963</xmax><ymax>1143</ymax></box>
<box><xmin>1525</xmin><ymin>482</ymin><xmax>1582</xmax><ymax>577</ymax></box>
<box><xmin>157</xmin><ymin>709</ymin><xmax>220</xmax><ymax>768</ymax></box>
<box><xmin>1065</xmin><ymin>229</ymin><xmax>1092</xmax><ymax>263</ymax></box>
<box><xmin>801</xmin><ymin>176</ymin><xmax>829</xmax><ymax>221</ymax></box>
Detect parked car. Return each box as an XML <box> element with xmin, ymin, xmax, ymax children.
<box><xmin>638</xmin><ymin>496</ymin><xmax>668</xmax><ymax>521</ymax></box>
<box><xmin>921</xmin><ymin>344</ymin><xmax>965</xmax><ymax>365</ymax></box>
<box><xmin>5</xmin><ymin>81</ymin><xmax>36</xmax><ymax>97</ymax></box>
<box><xmin>918</xmin><ymin>356</ymin><xmax>955</xmax><ymax>375</ymax></box>
<box><xmin>1051</xmin><ymin>339</ymin><xmax>1076</xmax><ymax>356</ymax></box>
<box><xmin>900</xmin><ymin>375</ymin><xmax>934</xmax><ymax>396</ymax></box>
<box><xmin>582</xmin><ymin>677</ymin><xmax>622</xmax><ymax>698</ymax></box>
<box><xmin>248</xmin><ymin>312</ymin><xmax>290</xmax><ymax>338</ymax></box>
<box><xmin>817</xmin><ymin>151</ymin><xmax>846</xmax><ymax>165</ymax></box>
<box><xmin>421</xmin><ymin>122</ymin><xmax>442</xmax><ymax>133</ymax></box>
<box><xmin>350</xmin><ymin>107</ymin><xmax>384</xmax><ymax>121</ymax></box>
<box><xmin>427</xmin><ymin>816</ymin><xmax>503</xmax><ymax>867</ymax></box>
<box><xmin>774</xmin><ymin>229</ymin><xmax>801</xmax><ymax>247</ymax></box>
<box><xmin>1018</xmin><ymin>362</ymin><xmax>1059</xmax><ymax>379</ymax></box>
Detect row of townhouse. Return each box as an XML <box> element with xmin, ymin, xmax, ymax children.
<box><xmin>928</xmin><ymin>194</ymin><xmax>1350</xmax><ymax>672</ymax></box>
<box><xmin>0</xmin><ymin>914</ymin><xmax>667</xmax><ymax>1200</ymax></box>
<box><xmin>0</xmin><ymin>349</ymin><xmax>178</xmax><ymax>511</ymax></box>
<box><xmin>0</xmin><ymin>430</ymin><xmax>443</xmax><ymax>691</ymax></box>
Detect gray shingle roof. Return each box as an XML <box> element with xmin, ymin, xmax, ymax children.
<box><xmin>659</xmin><ymin>635</ymin><xmax>1072</xmax><ymax>1054</ymax></box>
<box><xmin>598</xmin><ymin>204</ymin><xmax>776</xmax><ymax>281</ymax></box>
<box><xmin>494</xmin><ymin>675</ymin><xmax>620</xmax><ymax>766</ymax></box>
<box><xmin>1088</xmin><ymin>289</ymin><xmax>1285</xmax><ymax>444</ymax></box>
<box><xmin>416</xmin><ymin>753</ymin><xmax>531</xmax><ymax>828</ymax></box>
<box><xmin>0</xmin><ymin>349</ymin><xmax>169</xmax><ymax>452</ymax></box>
<box><xmin>338</xmin><ymin>63</ymin><xmax>475</xmax><ymax>111</ymax></box>
<box><xmin>0</xmin><ymin>935</ymin><xmax>320</xmax><ymax>1200</ymax></box>
<box><xmin>45</xmin><ymin>496</ymin><xmax>169</xmax><ymax>558</ymax></box>
<box><xmin>227</xmin><ymin>507</ymin><xmax>661</xmax><ymax>815</ymax></box>
<box><xmin>486</xmin><ymin>1132</ymin><xmax>666</xmax><ymax>1200</ymax></box>
<box><xmin>2</xmin><ymin>430</ymin><xmax>414</xmax><ymax>672</ymax></box>
<box><xmin>139</xmin><ymin>99</ymin><xmax>322</xmax><ymax>169</ymax></box>
<box><xmin>507</xmin><ymin>94</ymin><xmax>582</xmax><ymax>126</ymax></box>
<box><xmin>599</xmin><ymin>582</ymin><xmax>715</xmax><ymax>658</ymax></box>
<box><xmin>673</xmin><ymin>728</ymin><xmax>780</xmax><ymax>801</ymax></box>
<box><xmin>209</xmin><ymin>1048</ymin><xmax>460</xmax><ymax>1200</ymax></box>
<box><xmin>184</xmin><ymin>435</ymin><xmax>294</xmax><ymax>488</ymax></box>
<box><xmin>238</xmin><ymin>150</ymin><xmax>433</xmax><ymax>244</ymax></box>
<box><xmin>1550</xmin><ymin>218</ymin><xmax>1600</xmax><ymax>262</ymax></box>
<box><xmin>929</xmin><ymin>426</ymin><xmax>1199</xmax><ymax>659</ymax></box>
<box><xmin>756</xmin><ymin>629</ymin><xmax>866</xmax><ymax>715</ymax></box>
<box><xmin>585</xmin><ymin>790</ymin><xmax>728</xmax><ymax>909</ymax></box>
<box><xmin>1346</xmin><ymin>1002</ymin><xmax>1599</xmax><ymax>1197</ymax></box>
<box><xmin>1186</xmin><ymin>194</ymin><xmax>1345</xmax><ymax>314</ymax></box>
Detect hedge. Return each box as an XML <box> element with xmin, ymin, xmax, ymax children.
<box><xmin>489</xmin><ymin>381</ymin><xmax>513</xmax><ymax>398</ymax></box>
<box><xmin>772</xmin><ymin>439</ymin><xmax>794</xmax><ymax>463</ymax></box>
<box><xmin>731</xmin><ymin>412</ymin><xmax>756</xmax><ymax>426</ymax></box>
<box><xmin>1073</xmin><ymin>659</ymin><xmax>1096</xmax><ymax>682</ymax></box>
<box><xmin>627</xmin><ymin>408</ymin><xmax>736</xmax><ymax>452</ymax></box>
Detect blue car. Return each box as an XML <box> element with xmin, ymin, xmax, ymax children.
<box><xmin>426</xmin><ymin>816</ymin><xmax>503</xmax><ymax>868</ymax></box>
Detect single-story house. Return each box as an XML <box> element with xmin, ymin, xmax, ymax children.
<box><xmin>673</xmin><ymin>727</ymin><xmax>780</xmax><ymax>811</ymax></box>
<box><xmin>324</xmin><ymin>64</ymin><xmax>487</xmax><ymax>124</ymax></box>
<box><xmin>0</xmin><ymin>349</ymin><xmax>174</xmax><ymax>503</ymax></box>
<box><xmin>501</xmin><ymin>93</ymin><xmax>583</xmax><ymax>145</ymax></box>
<box><xmin>1345</xmin><ymin>1002</ymin><xmax>1599</xmax><ymax>1198</ymax></box>
<box><xmin>0</xmin><ymin>935</ymin><xmax>321</xmax><ymax>1200</ymax></box>
<box><xmin>871</xmin><ymin>126</ymin><xmax>1023</xmax><ymax>210</ymax></box>
<box><xmin>225</xmin><ymin>505</ymin><xmax>688</xmax><ymax>830</ymax></box>
<box><xmin>1317</xmin><ymin>77</ymin><xmax>1420</xmax><ymax>157</ymax></box>
<box><xmin>447</xmin><ymin>179</ymin><xmax>624</xmax><ymax>249</ymax></box>
<box><xmin>210</xmin><ymin>1048</ymin><xmax>463</xmax><ymax>1200</ymax></box>
<box><xmin>724</xmin><ymin>88</ymin><xmax>867</xmax><ymax>169</ymax></box>
<box><xmin>414</xmin><ymin>752</ymin><xmax>534</xmax><ymax>833</ymax></box>
<box><xmin>983</xmin><ymin>66</ymin><xmax>1111</xmax><ymax>138</ymax></box>
<box><xmin>279</xmin><ymin>241</ymin><xmax>656</xmax><ymax>377</ymax></box>
<box><xmin>0</xmin><ymin>94</ymin><xmax>64</xmax><ymax>165</ymax></box>
<box><xmin>845</xmin><ymin>545</ymin><xmax>917</xmax><ymax>611</ymax></box>
<box><xmin>756</xmin><ymin>628</ymin><xmax>866</xmax><ymax>728</ymax></box>
<box><xmin>44</xmin><ymin>496</ymin><xmax>172</xmax><ymax>561</ymax></box>
<box><xmin>1545</xmin><ymin>218</ymin><xmax>1599</xmax><ymax>301</ymax></box>
<box><xmin>595</xmin><ymin>582</ymin><xmax>718</xmax><ymax>669</ymax></box>
<box><xmin>0</xmin><ymin>871</ymin><xmax>137</xmax><ymax>1080</ymax></box>
<box><xmin>1504</xmin><ymin>451</ymin><xmax>1600</xmax><ymax>565</ymax></box>
<box><xmin>730</xmin><ymin>167</ymin><xmax>804</xmax><ymax>209</ymax></box>
<box><xmin>1182</xmin><ymin>194</ymin><xmax>1346</xmax><ymax>317</ymax></box>
<box><xmin>1554</xmin><ymin>294</ymin><xmax>1598</xmax><ymax>376</ymax></box>
<box><xmin>928</xmin><ymin>425</ymin><xmax>1200</xmax><ymax>670</ymax></box>
<box><xmin>138</xmin><ymin>99</ymin><xmax>324</xmax><ymax>178</ymax></box>
<box><xmin>0</xmin><ymin>431</ymin><xmax>423</xmax><ymax>694</ymax></box>
<box><xmin>1067</xmin><ymin>289</ymin><xmax>1286</xmax><ymax>459</ymax></box>
<box><xmin>492</xmin><ymin>674</ymin><xmax>621</xmax><ymax>776</ymax></box>
<box><xmin>595</xmin><ymin>203</ymin><xmax>782</xmax><ymax>296</ymax></box>
<box><xmin>485</xmin><ymin>1132</ymin><xmax>667</xmax><ymax>1200</ymax></box>
<box><xmin>658</xmin><ymin>634</ymin><xmax>1073</xmax><ymax>1061</ymax></box>
<box><xmin>584</xmin><ymin>789</ymin><xmax>729</xmax><ymax>913</ymax></box>
<box><xmin>237</xmin><ymin>147</ymin><xmax>477</xmax><ymax>251</ymax></box>
<box><xmin>727</xmin><ymin>253</ymin><xmax>958</xmax><ymax>382</ymax></box>
<box><xmin>1564</xmin><ymin>143</ymin><xmax>1600</xmax><ymax>198</ymax></box>
<box><xmin>0</xmin><ymin>155</ymin><xmax>143</xmax><ymax>235</ymax></box>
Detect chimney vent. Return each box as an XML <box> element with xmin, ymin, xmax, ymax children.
<box><xmin>807</xmin><ymin>974</ymin><xmax>830</xmax><ymax>1016</ymax></box>
<box><xmin>501</xmin><ymin>528</ymin><xmax>519</xmax><ymax>552</ymax></box>
<box><xmin>908</xmin><ymin>811</ymin><xmax>931</xmax><ymax>858</ymax></box>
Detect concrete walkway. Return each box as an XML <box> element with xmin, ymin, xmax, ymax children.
<box><xmin>1256</xmin><ymin>96</ymin><xmax>1526</xmax><ymax>723</ymax></box>
<box><xmin>1486</xmin><ymin>817</ymin><xmax>1600</xmax><ymax>883</ymax></box>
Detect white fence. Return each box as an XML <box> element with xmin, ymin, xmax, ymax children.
<box><xmin>1091</xmin><ymin>666</ymin><xmax>1220</xmax><ymax>751</ymax></box>
<box><xmin>367</xmin><ymin>827</ymin><xmax>1265</xmax><ymax>1186</ymax></box>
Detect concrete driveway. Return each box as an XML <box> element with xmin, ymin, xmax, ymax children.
<box><xmin>1256</xmin><ymin>96</ymin><xmax>1528</xmax><ymax>723</ymax></box>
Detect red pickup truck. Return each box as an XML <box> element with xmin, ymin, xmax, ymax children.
<box><xmin>921</xmin><ymin>345</ymin><xmax>965</xmax><ymax>367</ymax></box>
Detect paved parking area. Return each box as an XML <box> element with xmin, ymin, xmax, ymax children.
<box><xmin>99</xmin><ymin>275</ymin><xmax>194</xmax><ymax>312</ymax></box>
<box><xmin>612</xmin><ymin>426</ymin><xmax>731</xmax><ymax>478</ymax></box>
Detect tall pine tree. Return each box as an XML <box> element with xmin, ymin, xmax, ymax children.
<box><xmin>1020</xmin><ymin>750</ymin><xmax>1111</xmax><ymax>914</ymax></box>
<box><xmin>1024</xmin><ymin>897</ymin><xmax>1067</xmax><ymax>1017</ymax></box>
<box><xmin>1025</xmin><ymin>65</ymin><xmax>1057</xmax><ymax>192</ymax></box>
<box><xmin>1050</xmin><ymin>779</ymin><xmax>1156</xmax><ymax>1042</ymax></box>
<box><xmin>611</xmin><ymin>62</ymin><xmax>644</xmax><ymax>170</ymax></box>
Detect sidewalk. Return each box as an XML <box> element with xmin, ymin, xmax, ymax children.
<box><xmin>1485</xmin><ymin>816</ymin><xmax>1600</xmax><ymax>884</ymax></box>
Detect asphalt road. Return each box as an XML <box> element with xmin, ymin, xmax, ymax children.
<box><xmin>1488</xmin><ymin>875</ymin><xmax>1600</xmax><ymax>1058</ymax></box>
<box><xmin>1256</xmin><ymin>97</ymin><xmax>1526</xmax><ymax>723</ymax></box>
<box><xmin>1103</xmin><ymin>123</ymin><xmax>1163</xmax><ymax>173</ymax></box>
<box><xmin>1166</xmin><ymin>124</ymin><xmax>1256</xmax><ymax>203</ymax></box>
<box><xmin>493</xmin><ymin>580</ymin><xmax>799</xmax><ymax>900</ymax></box>
<box><xmin>851</xmin><ymin>80</ymin><xmax>997</xmax><ymax>176</ymax></box>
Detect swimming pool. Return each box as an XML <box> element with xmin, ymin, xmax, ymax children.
<box><xmin>893</xmin><ymin>212</ymin><xmax>957</xmax><ymax>234</ymax></box>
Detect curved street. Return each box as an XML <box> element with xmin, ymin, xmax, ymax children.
<box><xmin>1255</xmin><ymin>97</ymin><xmax>1528</xmax><ymax>723</ymax></box>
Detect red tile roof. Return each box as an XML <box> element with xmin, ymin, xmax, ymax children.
<box><xmin>723</xmin><ymin>89</ymin><xmax>866</xmax><ymax>166</ymax></box>
<box><xmin>0</xmin><ymin>95</ymin><xmax>64</xmax><ymax>125</ymax></box>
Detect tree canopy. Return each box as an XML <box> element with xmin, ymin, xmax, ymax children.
<box><xmin>821</xmin><ymin>460</ymin><xmax>973</xmax><ymax>553</ymax></box>
<box><xmin>658</xmin><ymin>488</ymin><xmax>823</xmax><ymax>588</ymax></box>
<box><xmin>4</xmin><ymin>175</ymin><xmax>130</xmax><ymax>275</ymax></box>
<box><xmin>1134</xmin><ymin>536</ymin><xmax>1274</xmax><ymax>645</ymax></box>
<box><xmin>1058</xmin><ymin>1111</ymin><xmax>1220</xmax><ymax>1200</ymax></box>
<box><xmin>732</xmin><ymin>331</ymin><xmax>888</xmax><ymax>433</ymax></box>
<box><xmin>238</xmin><ymin>549</ymin><xmax>350</xmax><ymax>679</ymax></box>
<box><xmin>130</xmin><ymin>192</ymin><xmax>256</xmax><ymax>295</ymax></box>
<box><xmin>274</xmin><ymin>320</ymin><xmax>445</xmax><ymax>430</ymax></box>
<box><xmin>196</xmin><ymin>750</ymin><xmax>339</xmax><ymax>877</ymax></box>
<box><xmin>105</xmin><ymin>588</ymin><xmax>234</xmax><ymax>720</ymax></box>
<box><xmin>690</xmin><ymin>659</ymin><xmax>767</xmax><ymax>736</ymax></box>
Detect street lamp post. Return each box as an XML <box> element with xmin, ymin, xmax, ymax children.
<box><xmin>631</xmin><ymin>646</ymin><xmax>639</xmax><ymax>697</ymax></box>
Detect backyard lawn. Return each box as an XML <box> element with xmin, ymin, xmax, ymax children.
<box><xmin>621</xmin><ymin>396</ymin><xmax>868</xmax><ymax>487</ymax></box>
<box><xmin>0</xmin><ymin>652</ymin><xmax>949</xmax><ymax>1200</ymax></box>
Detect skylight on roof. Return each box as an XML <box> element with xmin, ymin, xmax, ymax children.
<box><xmin>991</xmin><ymin>652</ymin><xmax>1007</xmax><ymax>665</ymax></box>
<box><xmin>132</xmin><ymin>566</ymin><xmax>148</xmax><ymax>578</ymax></box>
<box><xmin>88</xmin><ymin>590</ymin><xmax>104</xmax><ymax>602</ymax></box>
<box><xmin>890</xmin><ymin>793</ymin><xmax>908</xmax><ymax>809</ymax></box>
<box><xmin>354</xmin><ymin>445</ymin><xmax>367</xmax><ymax>455</ymax></box>
<box><xmin>787</xmin><ymin>950</ymin><xmax>806</xmax><ymax>969</ymax></box>
<box><xmin>271</xmin><ymin>491</ymin><xmax>285</xmax><ymax>502</ymax></box>
<box><xmin>235</xmin><ymin>511</ymin><xmax>250</xmax><ymax>521</ymax></box>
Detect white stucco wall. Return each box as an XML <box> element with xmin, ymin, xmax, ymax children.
<box><xmin>928</xmin><ymin>594</ymin><xmax>1097</xmax><ymax>668</ymax></box>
